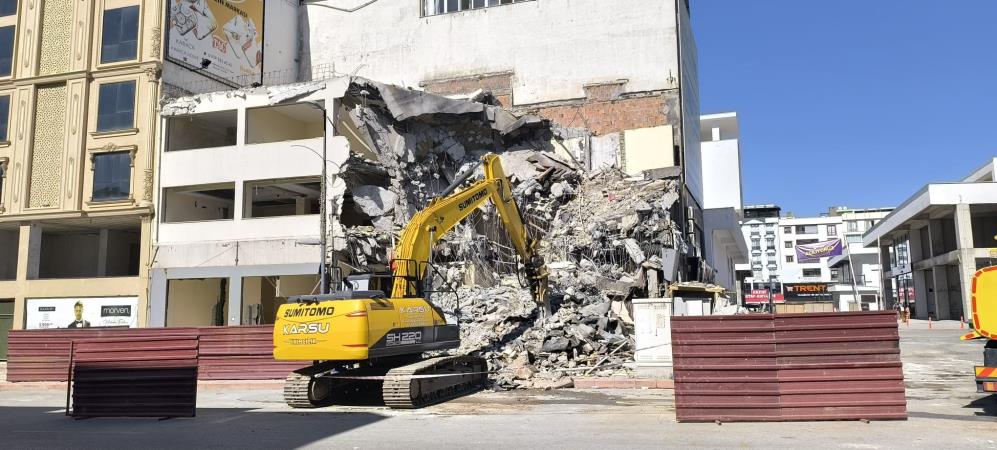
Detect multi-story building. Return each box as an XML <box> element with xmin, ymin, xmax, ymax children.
<box><xmin>301</xmin><ymin>0</ymin><xmax>711</xmax><ymax>279</ymax></box>
<box><xmin>827</xmin><ymin>206</ymin><xmax>892</xmax><ymax>311</ymax></box>
<box><xmin>865</xmin><ymin>158</ymin><xmax>997</xmax><ymax>321</ymax></box>
<box><xmin>779</xmin><ymin>215</ymin><xmax>844</xmax><ymax>283</ymax></box>
<box><xmin>0</xmin><ymin>0</ymin><xmax>166</xmax><ymax>346</ymax></box>
<box><xmin>739</xmin><ymin>205</ymin><xmax>783</xmax><ymax>283</ymax></box>
<box><xmin>700</xmin><ymin>113</ymin><xmax>747</xmax><ymax>293</ymax></box>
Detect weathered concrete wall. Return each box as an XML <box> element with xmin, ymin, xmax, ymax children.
<box><xmin>302</xmin><ymin>0</ymin><xmax>680</xmax><ymax>106</ymax></box>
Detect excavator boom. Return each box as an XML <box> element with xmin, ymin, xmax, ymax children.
<box><xmin>391</xmin><ymin>153</ymin><xmax>549</xmax><ymax>308</ymax></box>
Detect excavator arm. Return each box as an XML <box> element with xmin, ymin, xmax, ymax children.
<box><xmin>390</xmin><ymin>153</ymin><xmax>549</xmax><ymax>311</ymax></box>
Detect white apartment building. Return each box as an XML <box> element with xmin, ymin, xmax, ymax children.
<box><xmin>700</xmin><ymin>113</ymin><xmax>747</xmax><ymax>293</ymax></box>
<box><xmin>740</xmin><ymin>205</ymin><xmax>783</xmax><ymax>283</ymax></box>
<box><xmin>149</xmin><ymin>80</ymin><xmax>347</xmax><ymax>327</ymax></box>
<box><xmin>779</xmin><ymin>215</ymin><xmax>844</xmax><ymax>283</ymax></box>
<box><xmin>827</xmin><ymin>207</ymin><xmax>892</xmax><ymax>311</ymax></box>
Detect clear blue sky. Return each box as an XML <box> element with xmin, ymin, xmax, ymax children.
<box><xmin>693</xmin><ymin>1</ymin><xmax>997</xmax><ymax>216</ymax></box>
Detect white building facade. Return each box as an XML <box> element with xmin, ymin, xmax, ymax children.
<box><xmin>301</xmin><ymin>0</ymin><xmax>711</xmax><ymax>273</ymax></box>
<box><xmin>149</xmin><ymin>80</ymin><xmax>349</xmax><ymax>327</ymax></box>
<box><xmin>865</xmin><ymin>158</ymin><xmax>997</xmax><ymax>321</ymax></box>
<box><xmin>700</xmin><ymin>113</ymin><xmax>747</xmax><ymax>293</ymax></box>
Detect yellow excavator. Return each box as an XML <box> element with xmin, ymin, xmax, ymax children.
<box><xmin>962</xmin><ymin>267</ymin><xmax>997</xmax><ymax>393</ymax></box>
<box><xmin>273</xmin><ymin>153</ymin><xmax>549</xmax><ymax>408</ymax></box>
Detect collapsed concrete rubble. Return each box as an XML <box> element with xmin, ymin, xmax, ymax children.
<box><xmin>324</xmin><ymin>80</ymin><xmax>691</xmax><ymax>388</ymax></box>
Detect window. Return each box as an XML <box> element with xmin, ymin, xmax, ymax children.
<box><xmin>847</xmin><ymin>221</ymin><xmax>858</xmax><ymax>232</ymax></box>
<box><xmin>802</xmin><ymin>269</ymin><xmax>822</xmax><ymax>277</ymax></box>
<box><xmin>0</xmin><ymin>26</ymin><xmax>13</xmax><ymax>77</ymax></box>
<box><xmin>0</xmin><ymin>95</ymin><xmax>8</xmax><ymax>142</ymax></box>
<box><xmin>163</xmin><ymin>184</ymin><xmax>235</xmax><ymax>223</ymax></box>
<box><xmin>0</xmin><ymin>0</ymin><xmax>15</xmax><ymax>17</ymax></box>
<box><xmin>97</xmin><ymin>81</ymin><xmax>136</xmax><ymax>132</ymax></box>
<box><xmin>783</xmin><ymin>226</ymin><xmax>792</xmax><ymax>234</ymax></box>
<box><xmin>830</xmin><ymin>268</ymin><xmax>840</xmax><ymax>281</ymax></box>
<box><xmin>101</xmin><ymin>6</ymin><xmax>139</xmax><ymax>64</ymax></box>
<box><xmin>245</xmin><ymin>178</ymin><xmax>321</xmax><ymax>218</ymax></box>
<box><xmin>827</xmin><ymin>225</ymin><xmax>837</xmax><ymax>237</ymax></box>
<box><xmin>796</xmin><ymin>239</ymin><xmax>819</xmax><ymax>246</ymax></box>
<box><xmin>846</xmin><ymin>235</ymin><xmax>863</xmax><ymax>244</ymax></box>
<box><xmin>795</xmin><ymin>225</ymin><xmax>818</xmax><ymax>234</ymax></box>
<box><xmin>785</xmin><ymin>255</ymin><xmax>794</xmax><ymax>263</ymax></box>
<box><xmin>784</xmin><ymin>241</ymin><xmax>792</xmax><ymax>249</ymax></box>
<box><xmin>92</xmin><ymin>152</ymin><xmax>131</xmax><ymax>201</ymax></box>
<box><xmin>751</xmin><ymin>224</ymin><xmax>760</xmax><ymax>229</ymax></box>
<box><xmin>425</xmin><ymin>0</ymin><xmax>532</xmax><ymax>16</ymax></box>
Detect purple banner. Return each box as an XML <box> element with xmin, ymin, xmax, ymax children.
<box><xmin>795</xmin><ymin>239</ymin><xmax>843</xmax><ymax>262</ymax></box>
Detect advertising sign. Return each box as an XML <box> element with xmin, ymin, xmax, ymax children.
<box><xmin>795</xmin><ymin>239</ymin><xmax>843</xmax><ymax>263</ymax></box>
<box><xmin>168</xmin><ymin>0</ymin><xmax>264</xmax><ymax>81</ymax></box>
<box><xmin>25</xmin><ymin>297</ymin><xmax>139</xmax><ymax>330</ymax></box>
<box><xmin>744</xmin><ymin>289</ymin><xmax>786</xmax><ymax>304</ymax></box>
<box><xmin>784</xmin><ymin>283</ymin><xmax>832</xmax><ymax>301</ymax></box>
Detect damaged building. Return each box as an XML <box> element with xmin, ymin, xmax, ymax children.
<box><xmin>152</xmin><ymin>75</ymin><xmax>729</xmax><ymax>385</ymax></box>
<box><xmin>299</xmin><ymin>0</ymin><xmax>711</xmax><ymax>281</ymax></box>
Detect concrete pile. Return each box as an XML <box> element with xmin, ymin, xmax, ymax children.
<box><xmin>334</xmin><ymin>81</ymin><xmax>685</xmax><ymax>388</ymax></box>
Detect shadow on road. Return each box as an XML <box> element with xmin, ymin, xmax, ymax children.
<box><xmin>964</xmin><ymin>394</ymin><xmax>997</xmax><ymax>417</ymax></box>
<box><xmin>0</xmin><ymin>406</ymin><xmax>389</xmax><ymax>449</ymax></box>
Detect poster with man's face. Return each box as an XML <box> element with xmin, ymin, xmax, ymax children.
<box><xmin>25</xmin><ymin>297</ymin><xmax>139</xmax><ymax>329</ymax></box>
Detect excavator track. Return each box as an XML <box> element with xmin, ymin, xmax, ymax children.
<box><xmin>382</xmin><ymin>356</ymin><xmax>488</xmax><ymax>409</ymax></box>
<box><xmin>284</xmin><ymin>371</ymin><xmax>336</xmax><ymax>409</ymax></box>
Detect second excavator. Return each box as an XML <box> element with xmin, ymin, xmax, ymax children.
<box><xmin>272</xmin><ymin>153</ymin><xmax>549</xmax><ymax>408</ymax></box>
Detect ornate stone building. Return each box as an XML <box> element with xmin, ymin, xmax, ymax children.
<box><xmin>0</xmin><ymin>0</ymin><xmax>164</xmax><ymax>341</ymax></box>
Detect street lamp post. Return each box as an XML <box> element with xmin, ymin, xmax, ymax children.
<box><xmin>768</xmin><ymin>279</ymin><xmax>776</xmax><ymax>314</ymax></box>
<box><xmin>300</xmin><ymin>101</ymin><xmax>329</xmax><ymax>295</ymax></box>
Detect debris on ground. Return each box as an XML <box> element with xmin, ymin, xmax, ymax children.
<box><xmin>328</xmin><ymin>80</ymin><xmax>706</xmax><ymax>389</ymax></box>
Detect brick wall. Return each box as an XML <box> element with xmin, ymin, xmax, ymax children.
<box><xmin>530</xmin><ymin>95</ymin><xmax>671</xmax><ymax>136</ymax></box>
<box><xmin>422</xmin><ymin>72</ymin><xmax>675</xmax><ymax>136</ymax></box>
<box><xmin>421</xmin><ymin>72</ymin><xmax>515</xmax><ymax>107</ymax></box>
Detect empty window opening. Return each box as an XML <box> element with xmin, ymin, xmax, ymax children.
<box><xmin>166</xmin><ymin>110</ymin><xmax>238</xmax><ymax>151</ymax></box>
<box><xmin>246</xmin><ymin>103</ymin><xmax>323</xmax><ymax>145</ymax></box>
<box><xmin>241</xmin><ymin>275</ymin><xmax>319</xmax><ymax>325</ymax></box>
<box><xmin>795</xmin><ymin>225</ymin><xmax>818</xmax><ymax>235</ymax></box>
<box><xmin>37</xmin><ymin>226</ymin><xmax>140</xmax><ymax>279</ymax></box>
<box><xmin>166</xmin><ymin>278</ymin><xmax>229</xmax><ymax>327</ymax></box>
<box><xmin>0</xmin><ymin>229</ymin><xmax>16</xmax><ymax>280</ymax></box>
<box><xmin>802</xmin><ymin>268</ymin><xmax>822</xmax><ymax>277</ymax></box>
<box><xmin>244</xmin><ymin>178</ymin><xmax>320</xmax><ymax>218</ymax></box>
<box><xmin>163</xmin><ymin>184</ymin><xmax>235</xmax><ymax>223</ymax></box>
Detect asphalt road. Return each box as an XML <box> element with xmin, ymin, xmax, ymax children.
<box><xmin>0</xmin><ymin>323</ymin><xmax>994</xmax><ymax>449</ymax></box>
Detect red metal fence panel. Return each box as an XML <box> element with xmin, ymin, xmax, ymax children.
<box><xmin>70</xmin><ymin>336</ymin><xmax>199</xmax><ymax>418</ymax></box>
<box><xmin>6</xmin><ymin>326</ymin><xmax>307</xmax><ymax>382</ymax></box>
<box><xmin>672</xmin><ymin>311</ymin><xmax>906</xmax><ymax>422</ymax></box>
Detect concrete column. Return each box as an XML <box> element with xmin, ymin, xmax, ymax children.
<box><xmin>227</xmin><ymin>275</ymin><xmax>242</xmax><ymax>325</ymax></box>
<box><xmin>928</xmin><ymin>219</ymin><xmax>945</xmax><ymax>258</ymax></box>
<box><xmin>17</xmin><ymin>224</ymin><xmax>41</xmax><ymax>280</ymax></box>
<box><xmin>912</xmin><ymin>269</ymin><xmax>929</xmax><ymax>320</ymax></box>
<box><xmin>149</xmin><ymin>269</ymin><xmax>168</xmax><ymax>327</ymax></box>
<box><xmin>931</xmin><ymin>266</ymin><xmax>951</xmax><ymax>320</ymax></box>
<box><xmin>954</xmin><ymin>204</ymin><xmax>975</xmax><ymax>321</ymax></box>
<box><xmin>96</xmin><ymin>229</ymin><xmax>109</xmax><ymax>277</ymax></box>
<box><xmin>908</xmin><ymin>227</ymin><xmax>925</xmax><ymax>263</ymax></box>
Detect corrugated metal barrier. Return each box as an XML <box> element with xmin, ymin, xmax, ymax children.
<box><xmin>69</xmin><ymin>335</ymin><xmax>199</xmax><ymax>418</ymax></box>
<box><xmin>671</xmin><ymin>311</ymin><xmax>907</xmax><ymax>422</ymax></box>
<box><xmin>7</xmin><ymin>326</ymin><xmax>308</xmax><ymax>383</ymax></box>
